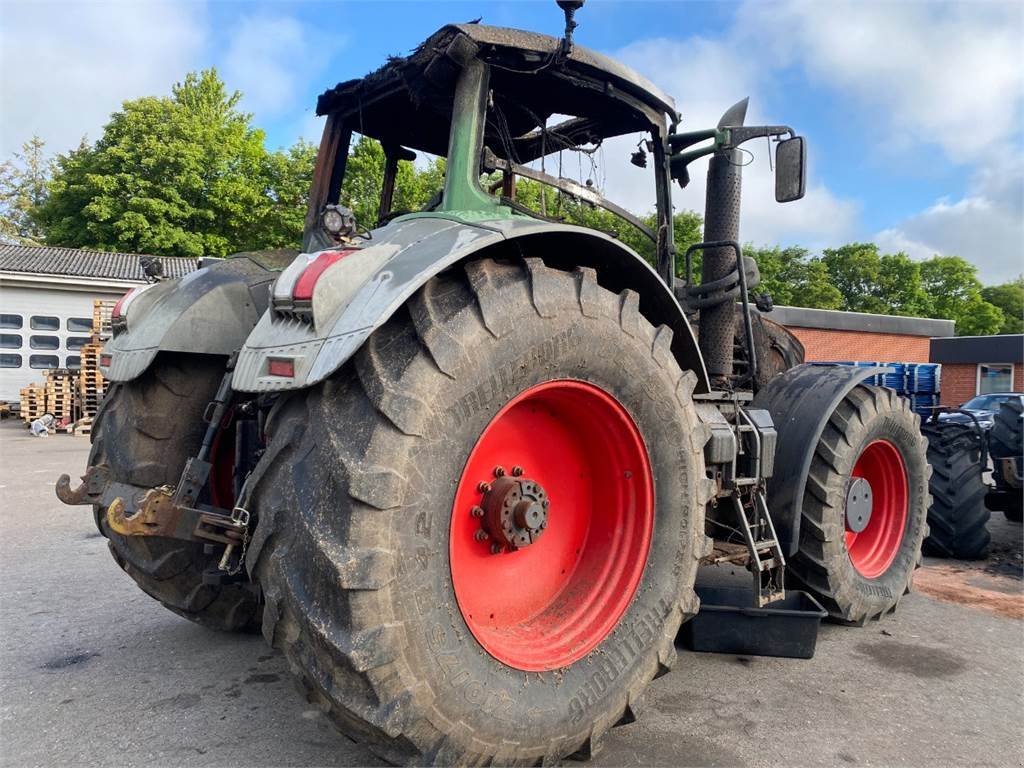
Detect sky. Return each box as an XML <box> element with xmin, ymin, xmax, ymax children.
<box><xmin>2</xmin><ymin>0</ymin><xmax>1022</xmax><ymax>283</ymax></box>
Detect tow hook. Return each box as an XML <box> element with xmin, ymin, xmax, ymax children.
<box><xmin>56</xmin><ymin>463</ymin><xmax>251</xmax><ymax>573</ymax></box>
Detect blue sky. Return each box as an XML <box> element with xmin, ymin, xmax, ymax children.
<box><xmin>3</xmin><ymin>0</ymin><xmax>1022</xmax><ymax>282</ymax></box>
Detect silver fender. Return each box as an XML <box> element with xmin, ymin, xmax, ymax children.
<box><xmin>232</xmin><ymin>215</ymin><xmax>709</xmax><ymax>393</ymax></box>
<box><xmin>102</xmin><ymin>258</ymin><xmax>276</xmax><ymax>382</ymax></box>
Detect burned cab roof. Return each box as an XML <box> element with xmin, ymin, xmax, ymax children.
<box><xmin>315</xmin><ymin>23</ymin><xmax>677</xmax><ymax>161</ymax></box>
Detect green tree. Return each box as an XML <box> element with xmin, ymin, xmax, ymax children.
<box><xmin>876</xmin><ymin>252</ymin><xmax>930</xmax><ymax>317</ymax></box>
<box><xmin>256</xmin><ymin>138</ymin><xmax>318</xmax><ymax>248</ymax></box>
<box><xmin>981</xmin><ymin>278</ymin><xmax>1024</xmax><ymax>334</ymax></box>
<box><xmin>36</xmin><ymin>69</ymin><xmax>313</xmax><ymax>257</ymax></box>
<box><xmin>820</xmin><ymin>243</ymin><xmax>889</xmax><ymax>314</ymax></box>
<box><xmin>0</xmin><ymin>135</ymin><xmax>52</xmax><ymax>242</ymax></box>
<box><xmin>918</xmin><ymin>255</ymin><xmax>1004</xmax><ymax>336</ymax></box>
<box><xmin>746</xmin><ymin>245</ymin><xmax>843</xmax><ymax>309</ymax></box>
<box><xmin>338</xmin><ymin>135</ymin><xmax>446</xmax><ymax>227</ymax></box>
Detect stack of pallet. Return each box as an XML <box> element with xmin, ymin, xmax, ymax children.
<box><xmin>79</xmin><ymin>343</ymin><xmax>106</xmax><ymax>417</ymax></box>
<box><xmin>93</xmin><ymin>299</ymin><xmax>116</xmax><ymax>341</ymax></box>
<box><xmin>19</xmin><ymin>383</ymin><xmax>46</xmax><ymax>423</ymax></box>
<box><xmin>45</xmin><ymin>369</ymin><xmax>77</xmax><ymax>423</ymax></box>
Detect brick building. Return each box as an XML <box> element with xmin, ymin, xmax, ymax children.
<box><xmin>770</xmin><ymin>306</ymin><xmax>954</xmax><ymax>363</ymax></box>
<box><xmin>930</xmin><ymin>335</ymin><xmax>1023</xmax><ymax>406</ymax></box>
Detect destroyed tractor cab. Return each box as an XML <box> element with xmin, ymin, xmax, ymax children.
<box><xmin>58</xmin><ymin>6</ymin><xmax>930</xmax><ymax>765</ymax></box>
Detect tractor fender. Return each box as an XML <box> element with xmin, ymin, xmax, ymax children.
<box><xmin>751</xmin><ymin>363</ymin><xmax>892</xmax><ymax>558</ymax></box>
<box><xmin>232</xmin><ymin>215</ymin><xmax>709</xmax><ymax>393</ymax></box>
<box><xmin>102</xmin><ymin>258</ymin><xmax>276</xmax><ymax>382</ymax></box>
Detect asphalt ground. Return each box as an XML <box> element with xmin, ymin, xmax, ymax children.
<box><xmin>1</xmin><ymin>420</ymin><xmax>1022</xmax><ymax>767</ymax></box>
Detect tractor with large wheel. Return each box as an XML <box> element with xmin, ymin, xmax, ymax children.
<box><xmin>57</xmin><ymin>5</ymin><xmax>930</xmax><ymax>765</ymax></box>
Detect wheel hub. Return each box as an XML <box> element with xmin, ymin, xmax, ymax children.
<box><xmin>475</xmin><ymin>470</ymin><xmax>550</xmax><ymax>552</ymax></box>
<box><xmin>845</xmin><ymin>476</ymin><xmax>873</xmax><ymax>533</ymax></box>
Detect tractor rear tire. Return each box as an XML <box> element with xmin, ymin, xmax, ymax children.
<box><xmin>245</xmin><ymin>258</ymin><xmax>710</xmax><ymax>765</ymax></box>
<box><xmin>920</xmin><ymin>423</ymin><xmax>990</xmax><ymax>559</ymax></box>
<box><xmin>89</xmin><ymin>353</ymin><xmax>261</xmax><ymax>631</ymax></box>
<box><xmin>989</xmin><ymin>399</ymin><xmax>1023</xmax><ymax>522</ymax></box>
<box><xmin>786</xmin><ymin>385</ymin><xmax>930</xmax><ymax>624</ymax></box>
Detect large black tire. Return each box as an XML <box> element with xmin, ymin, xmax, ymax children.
<box><xmin>244</xmin><ymin>258</ymin><xmax>711</xmax><ymax>765</ymax></box>
<box><xmin>89</xmin><ymin>353</ymin><xmax>261</xmax><ymax>631</ymax></box>
<box><xmin>920</xmin><ymin>423</ymin><xmax>990</xmax><ymax>559</ymax></box>
<box><xmin>989</xmin><ymin>399</ymin><xmax>1023</xmax><ymax>522</ymax></box>
<box><xmin>786</xmin><ymin>385</ymin><xmax>930</xmax><ymax>624</ymax></box>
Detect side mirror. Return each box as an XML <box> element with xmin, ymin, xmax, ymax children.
<box><xmin>775</xmin><ymin>136</ymin><xmax>806</xmax><ymax>203</ymax></box>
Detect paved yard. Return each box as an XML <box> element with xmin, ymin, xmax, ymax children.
<box><xmin>1</xmin><ymin>420</ymin><xmax>1021</xmax><ymax>767</ymax></box>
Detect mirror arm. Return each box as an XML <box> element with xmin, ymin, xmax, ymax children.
<box><xmin>720</xmin><ymin>125</ymin><xmax>794</xmax><ymax>149</ymax></box>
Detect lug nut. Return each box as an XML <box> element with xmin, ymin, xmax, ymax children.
<box><xmin>470</xmin><ymin>505</ymin><xmax>484</xmax><ymax>518</ymax></box>
<box><xmin>511</xmin><ymin>466</ymin><xmax>524</xmax><ymax>477</ymax></box>
<box><xmin>477</xmin><ymin>481</ymin><xmax>492</xmax><ymax>493</ymax></box>
<box><xmin>475</xmin><ymin>530</ymin><xmax>489</xmax><ymax>542</ymax></box>
<box><xmin>490</xmin><ymin>543</ymin><xmax>502</xmax><ymax>555</ymax></box>
<box><xmin>493</xmin><ymin>466</ymin><xmax>505</xmax><ymax>477</ymax></box>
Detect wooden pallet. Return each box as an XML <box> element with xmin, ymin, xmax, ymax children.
<box><xmin>68</xmin><ymin>417</ymin><xmax>93</xmax><ymax>436</ymax></box>
<box><xmin>93</xmin><ymin>300</ymin><xmax>116</xmax><ymax>340</ymax></box>
<box><xmin>19</xmin><ymin>384</ymin><xmax>46</xmax><ymax>423</ymax></box>
<box><xmin>77</xmin><ymin>342</ymin><xmax>107</xmax><ymax>416</ymax></box>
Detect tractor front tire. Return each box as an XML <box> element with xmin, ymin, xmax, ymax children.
<box><xmin>89</xmin><ymin>353</ymin><xmax>261</xmax><ymax>631</ymax></box>
<box><xmin>786</xmin><ymin>385</ymin><xmax>930</xmax><ymax>623</ymax></box>
<box><xmin>246</xmin><ymin>258</ymin><xmax>710</xmax><ymax>765</ymax></box>
<box><xmin>920</xmin><ymin>423</ymin><xmax>990</xmax><ymax>559</ymax></box>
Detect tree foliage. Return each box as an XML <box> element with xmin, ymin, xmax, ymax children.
<box><xmin>981</xmin><ymin>278</ymin><xmax>1024</xmax><ymax>335</ymax></box>
<box><xmin>34</xmin><ymin>70</ymin><xmax>314</xmax><ymax>257</ymax></box>
<box><xmin>0</xmin><ymin>135</ymin><xmax>52</xmax><ymax>242</ymax></box>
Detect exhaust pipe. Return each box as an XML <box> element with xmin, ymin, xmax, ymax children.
<box><xmin>699</xmin><ymin>98</ymin><xmax>748</xmax><ymax>382</ymax></box>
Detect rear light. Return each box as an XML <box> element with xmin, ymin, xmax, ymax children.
<box><xmin>111</xmin><ymin>288</ymin><xmax>138</xmax><ymax>319</ymax></box>
<box><xmin>292</xmin><ymin>249</ymin><xmax>357</xmax><ymax>302</ymax></box>
<box><xmin>267</xmin><ymin>358</ymin><xmax>295</xmax><ymax>378</ymax></box>
<box><xmin>100</xmin><ymin>354</ymin><xmax>112</xmax><ymax>367</ymax></box>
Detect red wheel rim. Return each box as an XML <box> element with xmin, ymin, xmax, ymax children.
<box><xmin>845</xmin><ymin>439</ymin><xmax>908</xmax><ymax>578</ymax></box>
<box><xmin>449</xmin><ymin>380</ymin><xmax>654</xmax><ymax>671</ymax></box>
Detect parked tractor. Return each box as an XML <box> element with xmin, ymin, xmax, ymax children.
<box><xmin>57</xmin><ymin>5</ymin><xmax>931</xmax><ymax>764</ymax></box>
<box><xmin>921</xmin><ymin>395</ymin><xmax>1024</xmax><ymax>561</ymax></box>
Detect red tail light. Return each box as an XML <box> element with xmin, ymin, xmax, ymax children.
<box><xmin>267</xmin><ymin>358</ymin><xmax>295</xmax><ymax>377</ymax></box>
<box><xmin>293</xmin><ymin>249</ymin><xmax>356</xmax><ymax>301</ymax></box>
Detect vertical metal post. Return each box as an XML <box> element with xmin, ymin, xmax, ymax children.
<box><xmin>652</xmin><ymin>128</ymin><xmax>675</xmax><ymax>292</ymax></box>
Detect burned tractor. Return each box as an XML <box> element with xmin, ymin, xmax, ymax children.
<box><xmin>58</xmin><ymin>7</ymin><xmax>929</xmax><ymax>765</ymax></box>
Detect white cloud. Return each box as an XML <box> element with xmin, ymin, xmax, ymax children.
<box><xmin>221</xmin><ymin>15</ymin><xmax>339</xmax><ymax>120</ymax></box>
<box><xmin>738</xmin><ymin>0</ymin><xmax>1024</xmax><ymax>164</ymax></box>
<box><xmin>0</xmin><ymin>1</ymin><xmax>208</xmax><ymax>157</ymax></box>
<box><xmin>876</xmin><ymin>156</ymin><xmax>1024</xmax><ymax>283</ymax></box>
